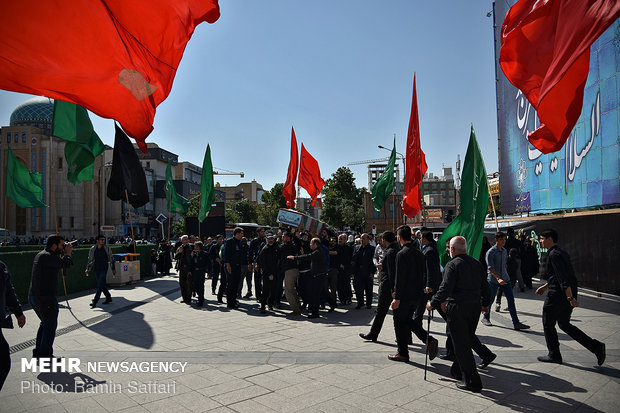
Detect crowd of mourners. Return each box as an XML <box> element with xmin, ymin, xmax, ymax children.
<box><xmin>0</xmin><ymin>225</ymin><xmax>607</xmax><ymax>393</ymax></box>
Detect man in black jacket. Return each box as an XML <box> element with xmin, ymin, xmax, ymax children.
<box><xmin>352</xmin><ymin>233</ymin><xmax>376</xmax><ymax>309</ymax></box>
<box><xmin>389</xmin><ymin>226</ymin><xmax>425</xmax><ymax>362</ymax></box>
<box><xmin>223</xmin><ymin>228</ymin><xmax>245</xmax><ymax>309</ymax></box>
<box><xmin>536</xmin><ymin>229</ymin><xmax>605</xmax><ymax>365</ymax></box>
<box><xmin>337</xmin><ymin>234</ymin><xmax>353</xmax><ymax>305</ymax></box>
<box><xmin>175</xmin><ymin>235</ymin><xmax>193</xmax><ymax>305</ymax></box>
<box><xmin>360</xmin><ymin>231</ymin><xmax>398</xmax><ymax>341</ymax></box>
<box><xmin>209</xmin><ymin>235</ymin><xmax>224</xmax><ymax>298</ymax></box>
<box><xmin>247</xmin><ymin>228</ymin><xmax>266</xmax><ymax>300</ymax></box>
<box><xmin>279</xmin><ymin>232</ymin><xmax>302</xmax><ymax>315</ymax></box>
<box><xmin>28</xmin><ymin>235</ymin><xmax>73</xmax><ymax>359</ymax></box>
<box><xmin>427</xmin><ymin>236</ymin><xmax>490</xmax><ymax>392</ymax></box>
<box><xmin>287</xmin><ymin>237</ymin><xmax>326</xmax><ymax>319</ymax></box>
<box><xmin>258</xmin><ymin>233</ymin><xmax>279</xmax><ymax>314</ymax></box>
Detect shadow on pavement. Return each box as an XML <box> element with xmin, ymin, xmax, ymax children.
<box><xmin>36</xmin><ymin>371</ymin><xmax>106</xmax><ymax>393</ymax></box>
<box><xmin>477</xmin><ymin>335</ymin><xmax>524</xmax><ymax>348</ymax></box>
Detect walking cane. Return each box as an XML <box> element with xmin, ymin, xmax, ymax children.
<box><xmin>424</xmin><ymin>308</ymin><xmax>433</xmax><ymax>380</ymax></box>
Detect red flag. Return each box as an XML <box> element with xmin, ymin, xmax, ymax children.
<box><xmin>282</xmin><ymin>126</ymin><xmax>299</xmax><ymax>208</ymax></box>
<box><xmin>0</xmin><ymin>0</ymin><xmax>220</xmax><ymax>152</ymax></box>
<box><xmin>499</xmin><ymin>0</ymin><xmax>620</xmax><ymax>154</ymax></box>
<box><xmin>299</xmin><ymin>143</ymin><xmax>325</xmax><ymax>207</ymax></box>
<box><xmin>402</xmin><ymin>74</ymin><xmax>428</xmax><ymax>218</ymax></box>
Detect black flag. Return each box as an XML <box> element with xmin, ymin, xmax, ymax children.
<box><xmin>107</xmin><ymin>124</ymin><xmax>149</xmax><ymax>208</ymax></box>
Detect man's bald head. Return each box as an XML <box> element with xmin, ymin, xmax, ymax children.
<box><xmin>450</xmin><ymin>236</ymin><xmax>467</xmax><ymax>257</ymax></box>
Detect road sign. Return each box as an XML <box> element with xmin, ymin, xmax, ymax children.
<box><xmin>156</xmin><ymin>213</ymin><xmax>168</xmax><ymax>224</ymax></box>
<box><xmin>100</xmin><ymin>225</ymin><xmax>115</xmax><ymax>232</ymax></box>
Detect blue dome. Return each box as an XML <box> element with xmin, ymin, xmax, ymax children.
<box><xmin>10</xmin><ymin>96</ymin><xmax>54</xmax><ymax>128</ymax></box>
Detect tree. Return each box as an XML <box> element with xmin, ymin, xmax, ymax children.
<box><xmin>258</xmin><ymin>183</ymin><xmax>286</xmax><ymax>226</ymax></box>
<box><xmin>227</xmin><ymin>199</ymin><xmax>258</xmax><ymax>223</ymax></box>
<box><xmin>321</xmin><ymin>167</ymin><xmax>366</xmax><ymax>231</ymax></box>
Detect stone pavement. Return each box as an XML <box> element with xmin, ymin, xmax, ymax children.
<box><xmin>2</xmin><ymin>271</ymin><xmax>619</xmax><ymax>413</ymax></box>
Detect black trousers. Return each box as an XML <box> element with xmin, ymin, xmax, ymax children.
<box><xmin>308</xmin><ymin>274</ymin><xmax>325</xmax><ymax>316</ymax></box>
<box><xmin>0</xmin><ymin>328</ymin><xmax>10</xmax><ymax>391</ymax></box>
<box><xmin>217</xmin><ymin>266</ymin><xmax>226</xmax><ymax>302</ymax></box>
<box><xmin>337</xmin><ymin>270</ymin><xmax>352</xmax><ymax>303</ymax></box>
<box><xmin>411</xmin><ymin>293</ymin><xmax>433</xmax><ymax>343</ymax></box>
<box><xmin>191</xmin><ymin>271</ymin><xmax>206</xmax><ymax>305</ymax></box>
<box><xmin>354</xmin><ymin>272</ymin><xmax>373</xmax><ymax>306</ymax></box>
<box><xmin>211</xmin><ymin>263</ymin><xmax>220</xmax><ymax>294</ymax></box>
<box><xmin>447</xmin><ymin>302</ymin><xmax>483</xmax><ymax>388</ymax></box>
<box><xmin>261</xmin><ymin>274</ymin><xmax>277</xmax><ymax>308</ymax></box>
<box><xmin>432</xmin><ymin>305</ymin><xmax>493</xmax><ymax>360</ymax></box>
<box><xmin>543</xmin><ymin>297</ymin><xmax>598</xmax><ymax>359</ymax></box>
<box><xmin>368</xmin><ymin>280</ymin><xmax>393</xmax><ymax>338</ymax></box>
<box><xmin>226</xmin><ymin>265</ymin><xmax>240</xmax><ymax>308</ymax></box>
<box><xmin>393</xmin><ymin>299</ymin><xmax>418</xmax><ymax>357</ymax></box>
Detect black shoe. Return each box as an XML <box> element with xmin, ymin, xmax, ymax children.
<box><xmin>477</xmin><ymin>353</ymin><xmax>497</xmax><ymax>369</ymax></box>
<box><xmin>427</xmin><ymin>337</ymin><xmax>439</xmax><ymax>361</ymax></box>
<box><xmin>537</xmin><ymin>355</ymin><xmax>563</xmax><ymax>364</ymax></box>
<box><xmin>197</xmin><ymin>301</ymin><xmax>204</xmax><ymax>307</ymax></box>
<box><xmin>260</xmin><ymin>308</ymin><xmax>266</xmax><ymax>314</ymax></box>
<box><xmin>455</xmin><ymin>382</ymin><xmax>482</xmax><ymax>393</ymax></box>
<box><xmin>327</xmin><ymin>307</ymin><xmax>335</xmax><ymax>313</ymax></box>
<box><xmin>244</xmin><ymin>293</ymin><xmax>253</xmax><ymax>299</ymax></box>
<box><xmin>89</xmin><ymin>301</ymin><xmax>96</xmax><ymax>308</ymax></box>
<box><xmin>366</xmin><ymin>305</ymin><xmax>372</xmax><ymax>309</ymax></box>
<box><xmin>103</xmin><ymin>298</ymin><xmax>112</xmax><ymax>304</ymax></box>
<box><xmin>268</xmin><ymin>305</ymin><xmax>274</xmax><ymax>311</ymax></box>
<box><xmin>594</xmin><ymin>342</ymin><xmax>606</xmax><ymax>366</ymax></box>
<box><xmin>439</xmin><ymin>353</ymin><xmax>455</xmax><ymax>361</ymax></box>
<box><xmin>514</xmin><ymin>322</ymin><xmax>530</xmax><ymax>331</ymax></box>
<box><xmin>307</xmin><ymin>314</ymin><xmax>320</xmax><ymax>319</ymax></box>
<box><xmin>355</xmin><ymin>304</ymin><xmax>363</xmax><ymax>309</ymax></box>
<box><xmin>217</xmin><ymin>299</ymin><xmax>224</xmax><ymax>304</ymax></box>
<box><xmin>359</xmin><ymin>333</ymin><xmax>377</xmax><ymax>342</ymax></box>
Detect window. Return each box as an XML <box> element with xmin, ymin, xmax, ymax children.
<box><xmin>57</xmin><ymin>157</ymin><xmax>63</xmax><ymax>169</ymax></box>
<box><xmin>373</xmin><ymin>209</ymin><xmax>380</xmax><ymax>219</ymax></box>
<box><xmin>70</xmin><ymin>217</ymin><xmax>74</xmax><ymax>228</ymax></box>
<box><xmin>389</xmin><ymin>202</ymin><xmax>394</xmax><ymax>218</ymax></box>
<box><xmin>22</xmin><ymin>132</ymin><xmax>26</xmax><ymax>143</ymax></box>
<box><xmin>6</xmin><ymin>132</ymin><xmax>10</xmax><ymax>143</ymax></box>
<box><xmin>14</xmin><ymin>132</ymin><xmax>18</xmax><ymax>143</ymax></box>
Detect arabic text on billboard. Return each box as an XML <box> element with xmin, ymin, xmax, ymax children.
<box><xmin>494</xmin><ymin>3</ymin><xmax>619</xmax><ymax>214</ymax></box>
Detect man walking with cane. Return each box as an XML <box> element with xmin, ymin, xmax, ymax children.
<box><xmin>427</xmin><ymin>236</ymin><xmax>490</xmax><ymax>392</ymax></box>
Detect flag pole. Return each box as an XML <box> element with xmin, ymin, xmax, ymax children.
<box><xmin>486</xmin><ymin>175</ymin><xmax>499</xmax><ymax>232</ymax></box>
<box><xmin>124</xmin><ymin>189</ymin><xmax>136</xmax><ymax>252</ymax></box>
<box><xmin>3</xmin><ymin>194</ymin><xmax>7</xmax><ymax>245</ymax></box>
<box><xmin>50</xmin><ymin>138</ymin><xmax>69</xmax><ymax>303</ymax></box>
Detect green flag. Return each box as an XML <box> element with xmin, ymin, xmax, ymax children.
<box><xmin>371</xmin><ymin>137</ymin><xmax>396</xmax><ymax>211</ymax></box>
<box><xmin>6</xmin><ymin>147</ymin><xmax>48</xmax><ymax>208</ymax></box>
<box><xmin>52</xmin><ymin>100</ymin><xmax>106</xmax><ymax>185</ymax></box>
<box><xmin>199</xmin><ymin>145</ymin><xmax>215</xmax><ymax>222</ymax></box>
<box><xmin>166</xmin><ymin>162</ymin><xmax>190</xmax><ymax>215</ymax></box>
<box><xmin>437</xmin><ymin>125</ymin><xmax>489</xmax><ymax>266</ymax></box>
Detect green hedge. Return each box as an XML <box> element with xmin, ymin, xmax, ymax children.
<box><xmin>0</xmin><ymin>244</ymin><xmax>156</xmax><ymax>304</ymax></box>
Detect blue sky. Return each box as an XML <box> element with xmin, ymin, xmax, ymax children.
<box><xmin>0</xmin><ymin>1</ymin><xmax>500</xmax><ymax>195</ymax></box>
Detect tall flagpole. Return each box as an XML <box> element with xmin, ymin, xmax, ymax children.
<box><xmin>124</xmin><ymin>189</ymin><xmax>136</xmax><ymax>252</ymax></box>
<box><xmin>50</xmin><ymin>137</ymin><xmax>68</xmax><ymax>301</ymax></box>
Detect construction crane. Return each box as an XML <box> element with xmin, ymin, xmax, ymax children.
<box><xmin>213</xmin><ymin>167</ymin><xmax>244</xmax><ymax>177</ymax></box>
<box><xmin>347</xmin><ymin>157</ymin><xmax>392</xmax><ymax>166</ymax></box>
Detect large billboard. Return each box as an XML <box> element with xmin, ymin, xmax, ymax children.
<box><xmin>494</xmin><ymin>2</ymin><xmax>619</xmax><ymax>214</ymax></box>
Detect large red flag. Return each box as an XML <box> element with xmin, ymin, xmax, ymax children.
<box><xmin>402</xmin><ymin>74</ymin><xmax>428</xmax><ymax>218</ymax></box>
<box><xmin>0</xmin><ymin>0</ymin><xmax>220</xmax><ymax>152</ymax></box>
<box><xmin>282</xmin><ymin>126</ymin><xmax>299</xmax><ymax>208</ymax></box>
<box><xmin>499</xmin><ymin>0</ymin><xmax>620</xmax><ymax>154</ymax></box>
<box><xmin>299</xmin><ymin>143</ymin><xmax>325</xmax><ymax>207</ymax></box>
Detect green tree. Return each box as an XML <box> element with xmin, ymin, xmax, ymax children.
<box><xmin>258</xmin><ymin>183</ymin><xmax>286</xmax><ymax>226</ymax></box>
<box><xmin>227</xmin><ymin>199</ymin><xmax>258</xmax><ymax>223</ymax></box>
<box><xmin>321</xmin><ymin>167</ymin><xmax>366</xmax><ymax>231</ymax></box>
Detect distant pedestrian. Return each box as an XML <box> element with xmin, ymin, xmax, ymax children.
<box><xmin>536</xmin><ymin>229</ymin><xmax>606</xmax><ymax>365</ymax></box>
<box><xmin>175</xmin><ymin>235</ymin><xmax>193</xmax><ymax>305</ymax></box>
<box><xmin>351</xmin><ymin>233</ymin><xmax>375</xmax><ymax>309</ymax></box>
<box><xmin>85</xmin><ymin>235</ymin><xmax>115</xmax><ymax>308</ymax></box>
<box><xmin>189</xmin><ymin>241</ymin><xmax>209</xmax><ymax>307</ymax></box>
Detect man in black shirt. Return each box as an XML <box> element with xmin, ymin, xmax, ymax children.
<box><xmin>247</xmin><ymin>228</ymin><xmax>266</xmax><ymax>300</ymax></box>
<box><xmin>279</xmin><ymin>232</ymin><xmax>302</xmax><ymax>315</ymax></box>
<box><xmin>336</xmin><ymin>234</ymin><xmax>353</xmax><ymax>305</ymax></box>
<box><xmin>287</xmin><ymin>237</ymin><xmax>326</xmax><ymax>319</ymax></box>
<box><xmin>352</xmin><ymin>233</ymin><xmax>376</xmax><ymax>309</ymax></box>
<box><xmin>223</xmin><ymin>228</ymin><xmax>245</xmax><ymax>309</ymax></box>
<box><xmin>536</xmin><ymin>229</ymin><xmax>605</xmax><ymax>365</ymax></box>
<box><xmin>28</xmin><ymin>235</ymin><xmax>73</xmax><ymax>358</ymax></box>
<box><xmin>389</xmin><ymin>226</ymin><xmax>425</xmax><ymax>362</ymax></box>
<box><xmin>360</xmin><ymin>231</ymin><xmax>398</xmax><ymax>341</ymax></box>
<box><xmin>209</xmin><ymin>235</ymin><xmax>224</xmax><ymax>298</ymax></box>
<box><xmin>258</xmin><ymin>233</ymin><xmax>279</xmax><ymax>313</ymax></box>
<box><xmin>427</xmin><ymin>236</ymin><xmax>489</xmax><ymax>392</ymax></box>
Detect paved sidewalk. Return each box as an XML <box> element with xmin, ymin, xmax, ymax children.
<box><xmin>2</xmin><ymin>271</ymin><xmax>619</xmax><ymax>412</ymax></box>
